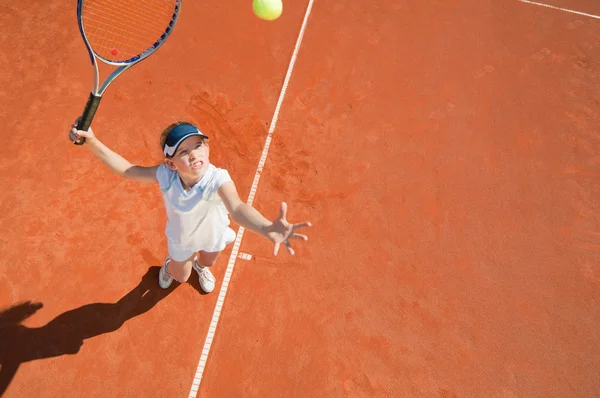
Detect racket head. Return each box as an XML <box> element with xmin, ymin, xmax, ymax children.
<box><xmin>77</xmin><ymin>0</ymin><xmax>181</xmax><ymax>66</ymax></box>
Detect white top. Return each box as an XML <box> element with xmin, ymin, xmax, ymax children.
<box><xmin>156</xmin><ymin>164</ymin><xmax>232</xmax><ymax>251</ymax></box>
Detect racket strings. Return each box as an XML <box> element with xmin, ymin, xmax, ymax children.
<box><xmin>82</xmin><ymin>0</ymin><xmax>177</xmax><ymax>62</ymax></box>
<box><xmin>85</xmin><ymin>0</ymin><xmax>173</xmax><ymax>46</ymax></box>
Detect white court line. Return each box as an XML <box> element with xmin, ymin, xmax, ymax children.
<box><xmin>518</xmin><ymin>0</ymin><xmax>600</xmax><ymax>20</ymax></box>
<box><xmin>187</xmin><ymin>1</ymin><xmax>315</xmax><ymax>396</ymax></box>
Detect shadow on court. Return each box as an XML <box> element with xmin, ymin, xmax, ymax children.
<box><xmin>0</xmin><ymin>266</ymin><xmax>180</xmax><ymax>396</ymax></box>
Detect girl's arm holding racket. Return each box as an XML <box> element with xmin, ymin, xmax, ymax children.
<box><xmin>70</xmin><ymin>123</ymin><xmax>158</xmax><ymax>183</ymax></box>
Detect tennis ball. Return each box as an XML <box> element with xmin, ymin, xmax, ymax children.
<box><xmin>253</xmin><ymin>0</ymin><xmax>282</xmax><ymax>21</ymax></box>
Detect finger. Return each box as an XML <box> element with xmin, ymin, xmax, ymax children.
<box><xmin>273</xmin><ymin>241</ymin><xmax>281</xmax><ymax>256</ymax></box>
<box><xmin>285</xmin><ymin>241</ymin><xmax>295</xmax><ymax>256</ymax></box>
<box><xmin>292</xmin><ymin>222</ymin><xmax>312</xmax><ymax>230</ymax></box>
<box><xmin>73</xmin><ymin>125</ymin><xmax>86</xmax><ymax>134</ymax></box>
<box><xmin>69</xmin><ymin>132</ymin><xmax>83</xmax><ymax>144</ymax></box>
<box><xmin>289</xmin><ymin>234</ymin><xmax>308</xmax><ymax>241</ymax></box>
<box><xmin>278</xmin><ymin>202</ymin><xmax>288</xmax><ymax>221</ymax></box>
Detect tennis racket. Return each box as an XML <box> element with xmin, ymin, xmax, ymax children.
<box><xmin>70</xmin><ymin>0</ymin><xmax>182</xmax><ymax>145</ymax></box>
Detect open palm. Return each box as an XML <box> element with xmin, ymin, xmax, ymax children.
<box><xmin>266</xmin><ymin>202</ymin><xmax>311</xmax><ymax>256</ymax></box>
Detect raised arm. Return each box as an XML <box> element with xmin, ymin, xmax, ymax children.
<box><xmin>69</xmin><ymin>123</ymin><xmax>159</xmax><ymax>183</ymax></box>
<box><xmin>218</xmin><ymin>181</ymin><xmax>311</xmax><ymax>256</ymax></box>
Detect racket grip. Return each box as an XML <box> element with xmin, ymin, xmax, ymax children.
<box><xmin>74</xmin><ymin>93</ymin><xmax>102</xmax><ymax>145</ymax></box>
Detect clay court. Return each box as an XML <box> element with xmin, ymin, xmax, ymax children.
<box><xmin>1</xmin><ymin>0</ymin><xmax>600</xmax><ymax>396</ymax></box>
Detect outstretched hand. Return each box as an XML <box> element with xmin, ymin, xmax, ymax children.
<box><xmin>264</xmin><ymin>202</ymin><xmax>311</xmax><ymax>256</ymax></box>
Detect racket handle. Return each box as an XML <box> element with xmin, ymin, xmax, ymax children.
<box><xmin>73</xmin><ymin>93</ymin><xmax>102</xmax><ymax>145</ymax></box>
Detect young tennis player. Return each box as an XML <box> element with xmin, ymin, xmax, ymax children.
<box><xmin>69</xmin><ymin>121</ymin><xmax>311</xmax><ymax>293</ymax></box>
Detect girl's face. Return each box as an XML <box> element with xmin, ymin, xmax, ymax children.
<box><xmin>165</xmin><ymin>136</ymin><xmax>210</xmax><ymax>184</ymax></box>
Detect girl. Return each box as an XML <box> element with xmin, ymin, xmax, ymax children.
<box><xmin>69</xmin><ymin>121</ymin><xmax>311</xmax><ymax>292</ymax></box>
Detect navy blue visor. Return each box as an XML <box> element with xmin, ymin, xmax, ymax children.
<box><xmin>163</xmin><ymin>123</ymin><xmax>208</xmax><ymax>158</ymax></box>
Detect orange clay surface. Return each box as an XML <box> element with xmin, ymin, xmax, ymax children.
<box><xmin>1</xmin><ymin>0</ymin><xmax>600</xmax><ymax>397</ymax></box>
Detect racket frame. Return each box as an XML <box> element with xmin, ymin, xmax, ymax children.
<box><xmin>73</xmin><ymin>0</ymin><xmax>182</xmax><ymax>144</ymax></box>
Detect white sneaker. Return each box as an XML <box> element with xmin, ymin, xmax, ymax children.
<box><xmin>159</xmin><ymin>257</ymin><xmax>173</xmax><ymax>289</ymax></box>
<box><xmin>193</xmin><ymin>260</ymin><xmax>216</xmax><ymax>293</ymax></box>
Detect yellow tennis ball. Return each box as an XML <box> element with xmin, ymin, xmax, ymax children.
<box><xmin>253</xmin><ymin>0</ymin><xmax>282</xmax><ymax>21</ymax></box>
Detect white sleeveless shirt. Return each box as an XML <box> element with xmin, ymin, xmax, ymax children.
<box><xmin>156</xmin><ymin>164</ymin><xmax>232</xmax><ymax>252</ymax></box>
